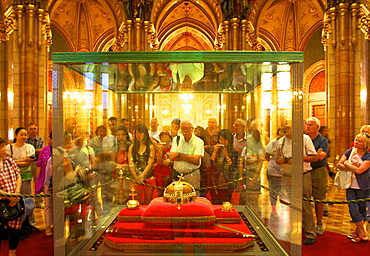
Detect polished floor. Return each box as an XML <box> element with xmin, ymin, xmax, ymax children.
<box><xmin>32</xmin><ymin>166</ymin><xmax>363</xmax><ymax>251</ymax></box>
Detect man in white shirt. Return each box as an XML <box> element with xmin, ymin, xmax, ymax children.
<box><xmin>170</xmin><ymin>120</ymin><xmax>204</xmax><ymax>193</ymax></box>
<box><xmin>276</xmin><ymin>125</ymin><xmax>318</xmax><ymax>245</ymax></box>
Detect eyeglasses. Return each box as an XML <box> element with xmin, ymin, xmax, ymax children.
<box><xmin>363</xmin><ymin>133</ymin><xmax>370</xmax><ymax>139</ymax></box>
<box><xmin>233</xmin><ymin>124</ymin><xmax>243</xmax><ymax>127</ymax></box>
<box><xmin>181</xmin><ymin>127</ymin><xmax>193</xmax><ymax>130</ymax></box>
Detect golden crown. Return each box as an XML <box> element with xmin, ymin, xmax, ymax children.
<box><xmin>163</xmin><ymin>176</ymin><xmax>196</xmax><ymax>209</ymax></box>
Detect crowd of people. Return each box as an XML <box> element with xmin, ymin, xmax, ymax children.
<box><xmin>1</xmin><ymin>118</ymin><xmax>370</xmax><ymax>254</ymax></box>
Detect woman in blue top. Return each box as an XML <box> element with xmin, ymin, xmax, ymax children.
<box><xmin>338</xmin><ymin>133</ymin><xmax>370</xmax><ymax>243</ymax></box>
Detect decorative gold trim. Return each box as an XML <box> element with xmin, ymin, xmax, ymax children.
<box><xmin>117</xmin><ymin>215</ymin><xmax>142</xmax><ymax>222</ymax></box>
<box><xmin>104</xmin><ymin>237</ymin><xmax>254</xmax><ymax>252</ymax></box>
<box><xmin>321</xmin><ymin>12</ymin><xmax>331</xmax><ymax>49</ymax></box>
<box><xmin>216</xmin><ymin>218</ymin><xmax>241</xmax><ymax>224</ymax></box>
<box><xmin>0</xmin><ymin>7</ymin><xmax>16</xmax><ymax>42</ymax></box>
<box><xmin>141</xmin><ymin>215</ymin><xmax>216</xmax><ymax>224</ymax></box>
<box><xmin>359</xmin><ymin>4</ymin><xmax>370</xmax><ymax>40</ymax></box>
<box><xmin>245</xmin><ymin>21</ymin><xmax>261</xmax><ymax>50</ymax></box>
<box><xmin>214</xmin><ymin>24</ymin><xmax>225</xmax><ymax>50</ymax></box>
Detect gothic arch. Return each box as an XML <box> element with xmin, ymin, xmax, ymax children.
<box><xmin>49</xmin><ymin>0</ymin><xmax>119</xmax><ymax>52</ymax></box>
<box><xmin>94</xmin><ymin>28</ymin><xmax>115</xmax><ymax>52</ymax></box>
<box><xmin>258</xmin><ymin>28</ymin><xmax>280</xmax><ymax>51</ymax></box>
<box><xmin>298</xmin><ymin>21</ymin><xmax>324</xmax><ymax>51</ymax></box>
<box><xmin>51</xmin><ymin>22</ymin><xmax>75</xmax><ymax>52</ymax></box>
<box><xmin>153</xmin><ymin>0</ymin><xmax>219</xmax><ymax>51</ymax></box>
<box><xmin>253</xmin><ymin>0</ymin><xmax>324</xmax><ymax>51</ymax></box>
<box><xmin>304</xmin><ymin>60</ymin><xmax>326</xmax><ymax>121</ymax></box>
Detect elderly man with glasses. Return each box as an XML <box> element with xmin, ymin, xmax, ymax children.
<box><xmin>170</xmin><ymin>120</ymin><xmax>204</xmax><ymax>194</ymax></box>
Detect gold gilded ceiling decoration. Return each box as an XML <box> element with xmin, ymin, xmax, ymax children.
<box><xmin>259</xmin><ymin>0</ymin><xmax>323</xmax><ymax>51</ymax></box>
<box><xmin>50</xmin><ymin>0</ymin><xmax>115</xmax><ymax>51</ymax></box>
<box><xmin>154</xmin><ymin>0</ymin><xmax>219</xmax><ymax>51</ymax></box>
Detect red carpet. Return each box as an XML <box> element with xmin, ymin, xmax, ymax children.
<box><xmin>302</xmin><ymin>231</ymin><xmax>370</xmax><ymax>256</ymax></box>
<box><xmin>0</xmin><ymin>230</ymin><xmax>53</xmax><ymax>256</ymax></box>
<box><xmin>1</xmin><ymin>227</ymin><xmax>369</xmax><ymax>255</ymax></box>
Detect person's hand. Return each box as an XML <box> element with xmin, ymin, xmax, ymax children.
<box><xmin>86</xmin><ymin>172</ymin><xmax>97</xmax><ymax>180</ymax></box>
<box><xmin>213</xmin><ymin>143</ymin><xmax>220</xmax><ymax>152</ymax></box>
<box><xmin>221</xmin><ymin>146</ymin><xmax>228</xmax><ymax>155</ymax></box>
<box><xmin>136</xmin><ymin>175</ymin><xmax>144</xmax><ymax>183</ymax></box>
<box><xmin>353</xmin><ymin>162</ymin><xmax>361</xmax><ymax>167</ymax></box>
<box><xmin>204</xmin><ymin>145</ymin><xmax>212</xmax><ymax>150</ymax></box>
<box><xmin>276</xmin><ymin>157</ymin><xmax>285</xmax><ymax>165</ymax></box>
<box><xmin>7</xmin><ymin>194</ymin><xmax>20</xmax><ymax>207</ymax></box>
<box><xmin>162</xmin><ymin>158</ymin><xmax>171</xmax><ymax>166</ymax></box>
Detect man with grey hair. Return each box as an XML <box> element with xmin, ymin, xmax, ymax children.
<box><xmin>306</xmin><ymin>117</ymin><xmax>329</xmax><ymax>236</ymax></box>
<box><xmin>170</xmin><ymin>120</ymin><xmax>204</xmax><ymax>193</ymax></box>
<box><xmin>232</xmin><ymin>118</ymin><xmax>247</xmax><ymax>155</ymax></box>
<box><xmin>149</xmin><ymin>117</ymin><xmax>161</xmax><ymax>142</ymax></box>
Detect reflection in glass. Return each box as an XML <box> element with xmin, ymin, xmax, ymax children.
<box><xmin>53</xmin><ymin>53</ymin><xmax>302</xmax><ymax>254</ymax></box>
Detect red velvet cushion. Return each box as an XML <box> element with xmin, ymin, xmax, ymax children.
<box><xmin>104</xmin><ymin>221</ymin><xmax>254</xmax><ymax>252</ymax></box>
<box><xmin>141</xmin><ymin>197</ymin><xmax>216</xmax><ymax>226</ymax></box>
<box><xmin>213</xmin><ymin>206</ymin><xmax>241</xmax><ymax>223</ymax></box>
<box><xmin>118</xmin><ymin>205</ymin><xmax>148</xmax><ymax>222</ymax></box>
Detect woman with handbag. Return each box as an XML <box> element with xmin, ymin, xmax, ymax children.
<box><xmin>0</xmin><ymin>138</ymin><xmax>22</xmax><ymax>256</ymax></box>
<box><xmin>337</xmin><ymin>133</ymin><xmax>370</xmax><ymax>243</ymax></box>
<box><xmin>6</xmin><ymin>127</ymin><xmax>36</xmax><ymax>226</ymax></box>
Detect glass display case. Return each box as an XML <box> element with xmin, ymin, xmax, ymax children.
<box><xmin>52</xmin><ymin>51</ymin><xmax>304</xmax><ymax>256</ymax></box>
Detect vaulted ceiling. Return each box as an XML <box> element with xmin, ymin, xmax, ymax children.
<box><xmin>42</xmin><ymin>0</ymin><xmax>326</xmax><ymax>52</ymax></box>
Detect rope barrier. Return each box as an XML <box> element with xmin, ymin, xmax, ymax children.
<box><xmin>1</xmin><ymin>175</ymin><xmax>367</xmax><ymax>206</ymax></box>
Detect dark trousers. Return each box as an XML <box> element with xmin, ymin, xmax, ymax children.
<box><xmin>0</xmin><ymin>225</ymin><xmax>21</xmax><ymax>251</ymax></box>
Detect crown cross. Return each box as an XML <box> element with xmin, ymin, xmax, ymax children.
<box><xmin>130</xmin><ymin>187</ymin><xmax>137</xmax><ymax>200</ymax></box>
<box><xmin>177</xmin><ymin>174</ymin><xmax>185</xmax><ymax>182</ymax></box>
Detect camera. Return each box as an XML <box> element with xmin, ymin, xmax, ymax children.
<box><xmin>283</xmin><ymin>157</ymin><xmax>291</xmax><ymax>163</ymax></box>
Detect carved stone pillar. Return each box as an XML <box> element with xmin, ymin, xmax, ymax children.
<box><xmin>0</xmin><ymin>8</ymin><xmax>16</xmax><ymax>139</ymax></box>
<box><xmin>114</xmin><ymin>19</ymin><xmax>157</xmax><ymax>52</ymax></box>
<box><xmin>323</xmin><ymin>3</ymin><xmax>369</xmax><ymax>159</ymax></box>
<box><xmin>215</xmin><ymin>19</ymin><xmax>260</xmax><ymax>51</ymax></box>
<box><xmin>0</xmin><ymin>4</ymin><xmax>50</xmax><ymax>140</ymax></box>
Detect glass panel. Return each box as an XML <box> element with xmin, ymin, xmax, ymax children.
<box><xmin>52</xmin><ymin>52</ymin><xmax>303</xmax><ymax>256</ymax></box>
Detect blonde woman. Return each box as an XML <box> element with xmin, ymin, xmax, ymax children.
<box><xmin>338</xmin><ymin>133</ymin><xmax>370</xmax><ymax>243</ymax></box>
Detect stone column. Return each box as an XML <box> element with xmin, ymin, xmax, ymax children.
<box><xmin>323</xmin><ymin>2</ymin><xmax>369</xmax><ymax>159</ymax></box>
<box><xmin>0</xmin><ymin>9</ymin><xmax>16</xmax><ymax>140</ymax></box>
<box><xmin>0</xmin><ymin>4</ymin><xmax>50</xmax><ymax>140</ymax></box>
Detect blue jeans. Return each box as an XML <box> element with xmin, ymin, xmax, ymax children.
<box><xmin>346</xmin><ymin>188</ymin><xmax>370</xmax><ymax>223</ymax></box>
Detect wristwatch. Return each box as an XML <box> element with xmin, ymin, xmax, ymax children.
<box><xmin>178</xmin><ymin>153</ymin><xmax>181</xmax><ymax>159</ymax></box>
